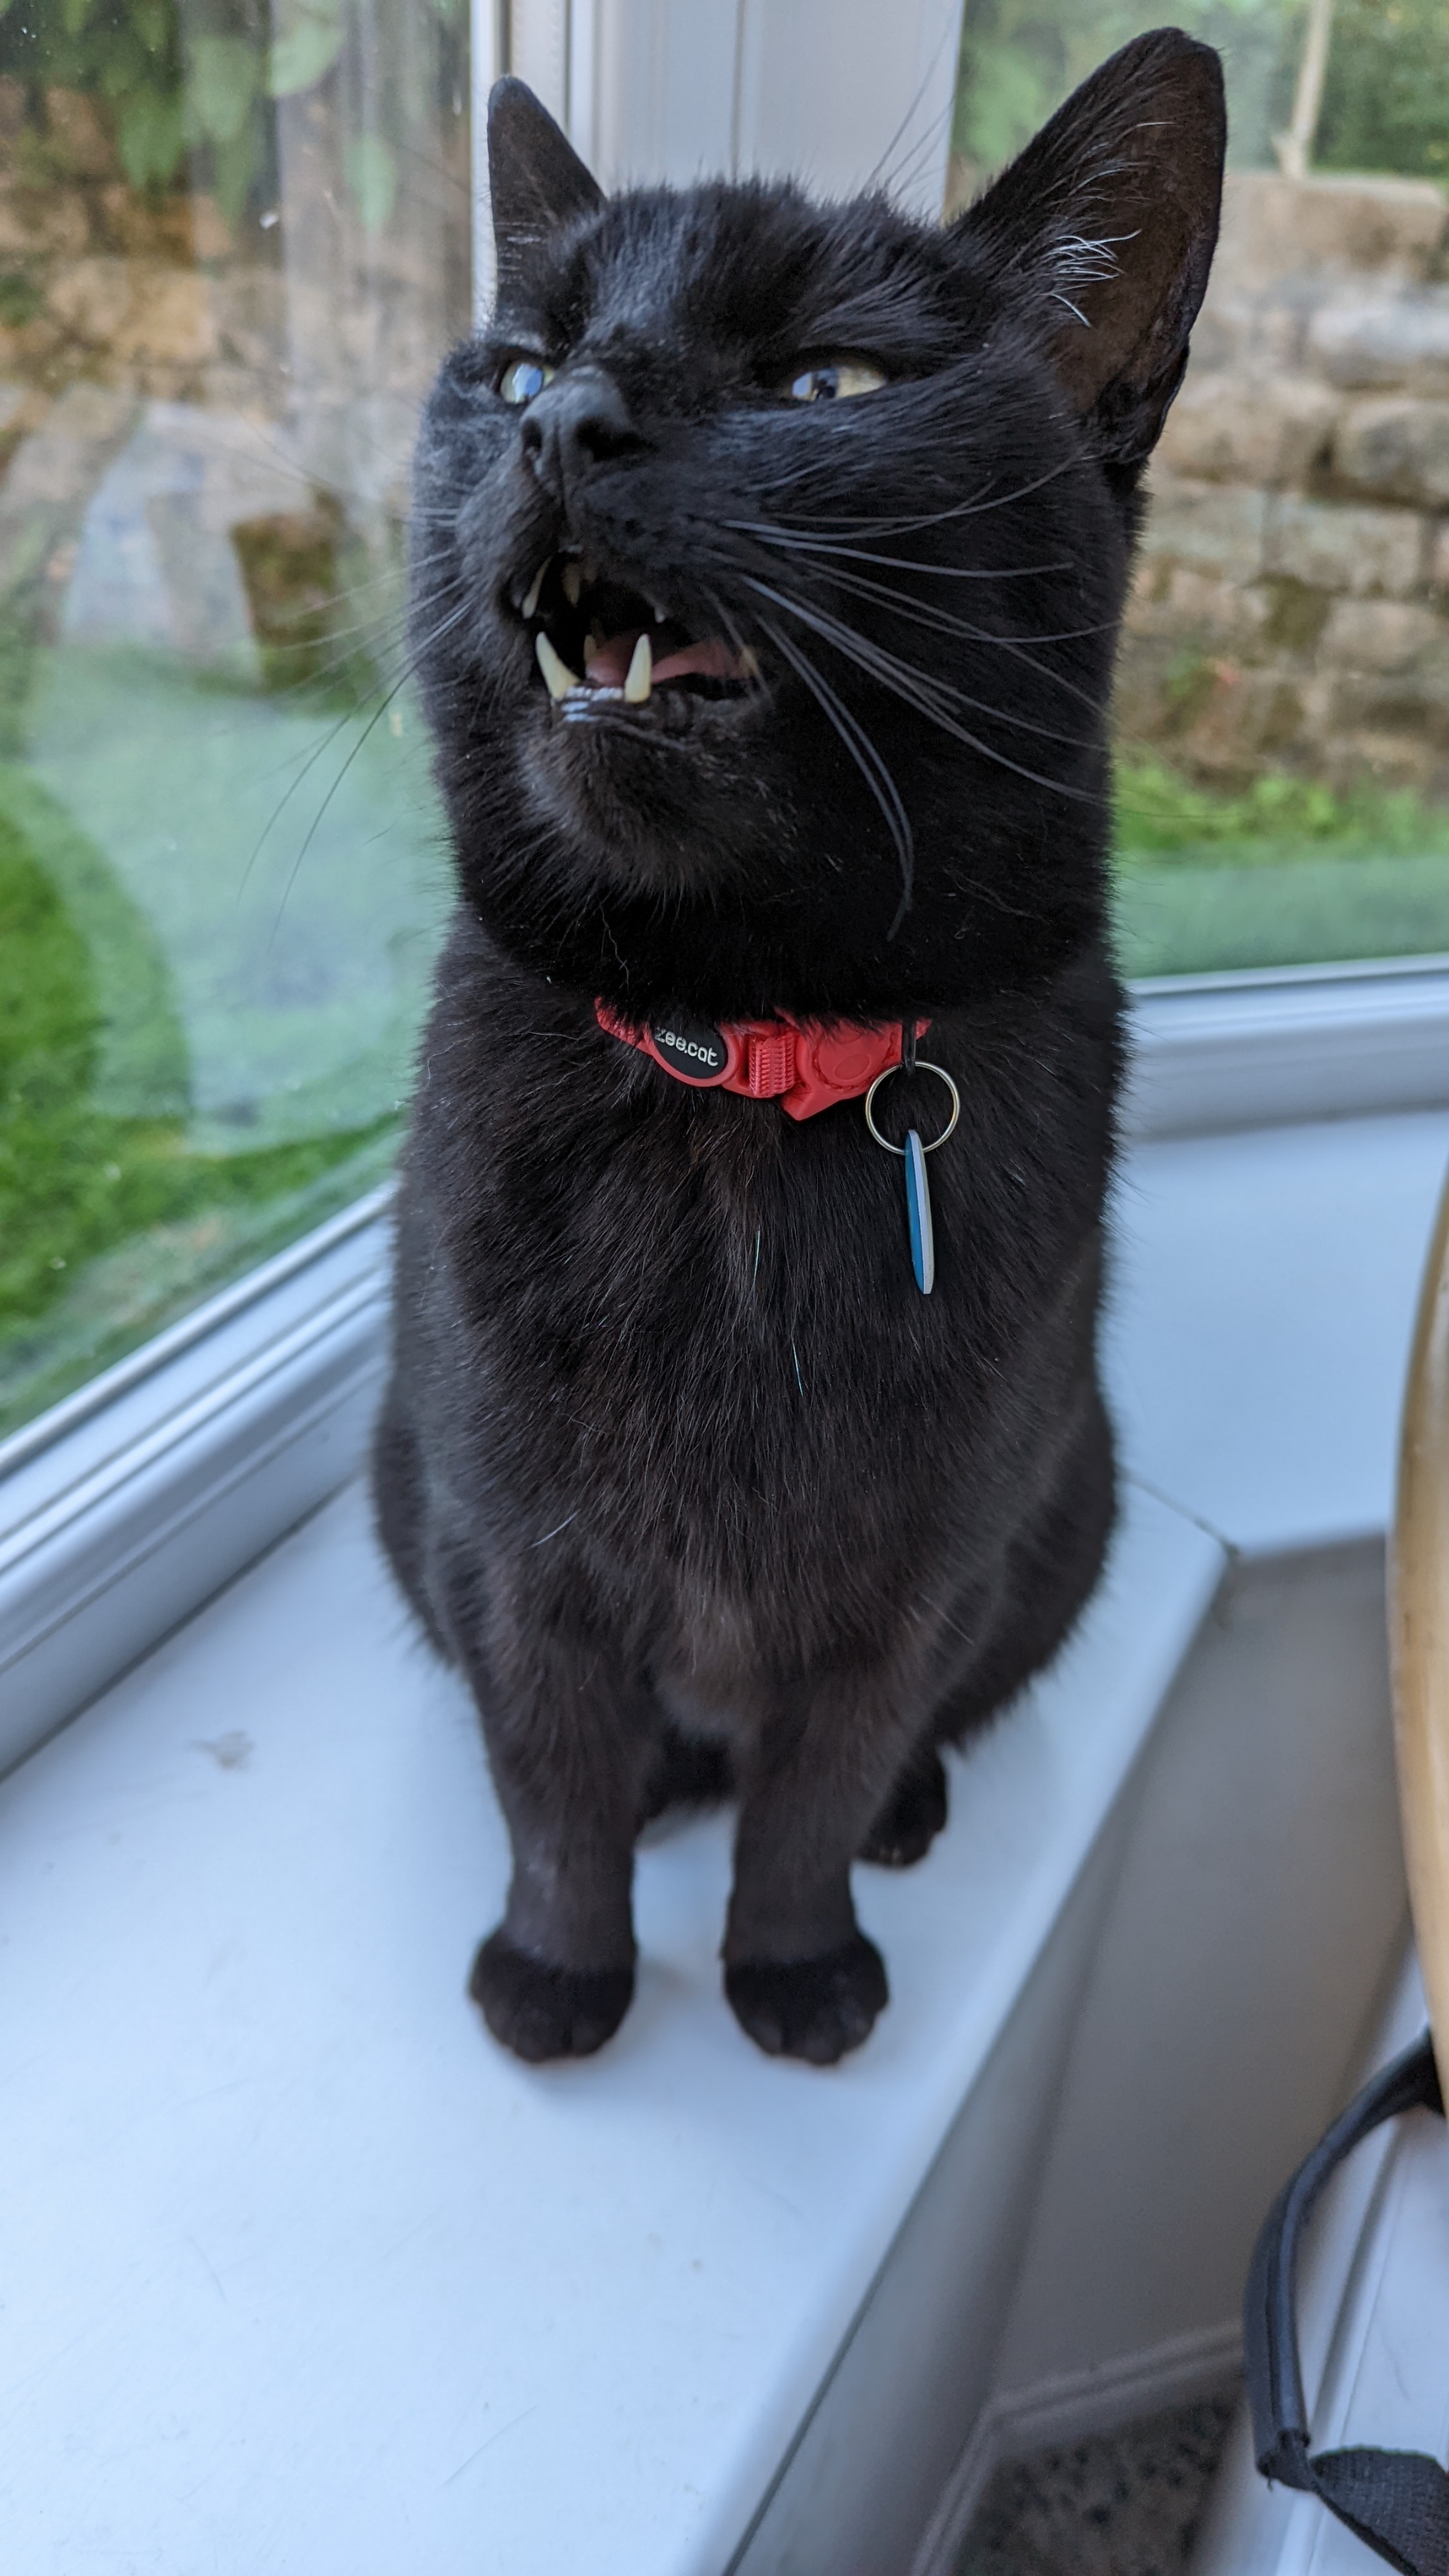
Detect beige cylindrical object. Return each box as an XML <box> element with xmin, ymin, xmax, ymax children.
<box><xmin>1391</xmin><ymin>1163</ymin><xmax>1449</xmax><ymax>2079</ymax></box>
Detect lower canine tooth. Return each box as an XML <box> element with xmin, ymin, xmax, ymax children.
<box><xmin>624</xmin><ymin>632</ymin><xmax>653</xmax><ymax>704</ymax></box>
<box><xmin>521</xmin><ymin>561</ymin><xmax>546</xmax><ymax>621</ymax></box>
<box><xmin>536</xmin><ymin>631</ymin><xmax>580</xmax><ymax>701</ymax></box>
<box><xmin>740</xmin><ymin>646</ymin><xmax>761</xmax><ymax>679</ymax></box>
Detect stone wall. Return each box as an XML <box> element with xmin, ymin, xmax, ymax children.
<box><xmin>1123</xmin><ymin>170</ymin><xmax>1449</xmax><ymax>797</ymax></box>
<box><xmin>0</xmin><ymin>83</ymin><xmax>282</xmax><ymax>437</ymax></box>
<box><xmin>0</xmin><ymin>81</ymin><xmax>468</xmax><ymax>707</ymax></box>
<box><xmin>14</xmin><ymin>99</ymin><xmax>1447</xmax><ymax>798</ymax></box>
<box><xmin>0</xmin><ymin>80</ymin><xmax>466</xmax><ymax>445</ymax></box>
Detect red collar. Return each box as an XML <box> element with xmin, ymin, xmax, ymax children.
<box><xmin>596</xmin><ymin>1000</ymin><xmax>929</xmax><ymax>1122</ymax></box>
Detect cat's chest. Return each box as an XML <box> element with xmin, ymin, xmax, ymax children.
<box><xmin>462</xmin><ymin>1084</ymin><xmax>1021</xmax><ymax>1532</ymax></box>
<box><xmin>425</xmin><ymin>969</ymin><xmax>1107</xmax><ymax>1477</ymax></box>
<box><xmin>506</xmin><ymin>1097</ymin><xmax>948</xmax><ymax>1354</ymax></box>
<box><xmin>491</xmin><ymin>1111</ymin><xmax>973</xmax><ymax>1592</ymax></box>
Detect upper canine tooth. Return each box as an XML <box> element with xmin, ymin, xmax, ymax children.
<box><xmin>740</xmin><ymin>646</ymin><xmax>761</xmax><ymax>679</ymax></box>
<box><xmin>520</xmin><ymin>561</ymin><xmax>547</xmax><ymax>621</ymax></box>
<box><xmin>624</xmin><ymin>632</ymin><xmax>653</xmax><ymax>704</ymax></box>
<box><xmin>561</xmin><ymin>561</ymin><xmax>582</xmax><ymax>606</ymax></box>
<box><xmin>536</xmin><ymin>631</ymin><xmax>580</xmax><ymax>701</ymax></box>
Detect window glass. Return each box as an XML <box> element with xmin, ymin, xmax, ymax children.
<box><xmin>9</xmin><ymin>6</ymin><xmax>1445</xmax><ymax>1445</ymax></box>
<box><xmin>951</xmin><ymin>1</ymin><xmax>1449</xmax><ymax>979</ymax></box>
<box><xmin>0</xmin><ymin>3</ymin><xmax>467</xmax><ymax>1437</ymax></box>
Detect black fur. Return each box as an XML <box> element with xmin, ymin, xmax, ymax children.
<box><xmin>375</xmin><ymin>35</ymin><xmax>1225</xmax><ymax>2062</ymax></box>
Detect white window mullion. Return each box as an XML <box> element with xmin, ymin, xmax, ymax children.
<box><xmin>473</xmin><ymin>3</ymin><xmax>605</xmax><ymax>322</ymax></box>
<box><xmin>470</xmin><ymin>0</ymin><xmax>507</xmax><ymax>322</ymax></box>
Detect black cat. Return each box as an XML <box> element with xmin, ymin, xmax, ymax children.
<box><xmin>375</xmin><ymin>34</ymin><xmax>1225</xmax><ymax>2064</ymax></box>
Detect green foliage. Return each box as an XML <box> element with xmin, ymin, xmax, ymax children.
<box><xmin>1112</xmin><ymin>756</ymin><xmax>1449</xmax><ymax>974</ymax></box>
<box><xmin>1316</xmin><ymin>0</ymin><xmax>1449</xmax><ymax>180</ymax></box>
<box><xmin>116</xmin><ymin>84</ymin><xmax>185</xmax><ymax>191</ymax></box>
<box><xmin>0</xmin><ymin>268</ymin><xmax>40</xmax><ymax>326</ymax></box>
<box><xmin>343</xmin><ymin>132</ymin><xmax>397</xmax><ymax>234</ymax></box>
<box><xmin>0</xmin><ymin>762</ymin><xmax>187</xmax><ymax>1121</ymax></box>
<box><xmin>268</xmin><ymin>0</ymin><xmax>344</xmax><ymax>99</ymax></box>
<box><xmin>0</xmin><ymin>0</ymin><xmax>185</xmax><ymax>194</ymax></box>
<box><xmin>187</xmin><ymin>33</ymin><xmax>258</xmax><ymax>144</ymax></box>
<box><xmin>0</xmin><ymin>0</ymin><xmax>464</xmax><ymax>224</ymax></box>
<box><xmin>952</xmin><ymin>0</ymin><xmax>1298</xmax><ymax>175</ymax></box>
<box><xmin>1114</xmin><ymin>756</ymin><xmax>1449</xmax><ymax>867</ymax></box>
<box><xmin>953</xmin><ymin>0</ymin><xmax>1449</xmax><ymax>185</ymax></box>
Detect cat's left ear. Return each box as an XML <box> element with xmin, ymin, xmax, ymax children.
<box><xmin>488</xmin><ymin>77</ymin><xmax>604</xmax><ymax>303</ymax></box>
<box><xmin>957</xmin><ymin>28</ymin><xmax>1225</xmax><ymax>466</ymax></box>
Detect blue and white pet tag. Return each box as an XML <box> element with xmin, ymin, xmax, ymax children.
<box><xmin>864</xmin><ymin>1055</ymin><xmax>961</xmax><ymax>1297</ymax></box>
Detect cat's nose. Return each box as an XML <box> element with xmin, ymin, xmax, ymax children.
<box><xmin>520</xmin><ymin>366</ymin><xmax>640</xmax><ymax>508</ymax></box>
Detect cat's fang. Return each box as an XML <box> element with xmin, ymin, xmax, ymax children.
<box><xmin>536</xmin><ymin>631</ymin><xmax>580</xmax><ymax>701</ymax></box>
<box><xmin>561</xmin><ymin>561</ymin><xmax>582</xmax><ymax>607</ymax></box>
<box><xmin>520</xmin><ymin>561</ymin><xmax>547</xmax><ymax>622</ymax></box>
<box><xmin>624</xmin><ymin>633</ymin><xmax>653</xmax><ymax>704</ymax></box>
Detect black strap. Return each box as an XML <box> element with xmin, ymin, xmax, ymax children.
<box><xmin>1245</xmin><ymin>2031</ymin><xmax>1448</xmax><ymax>2575</ymax></box>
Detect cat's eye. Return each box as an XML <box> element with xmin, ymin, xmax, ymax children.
<box><xmin>783</xmin><ymin>360</ymin><xmax>887</xmax><ymax>403</ymax></box>
<box><xmin>498</xmin><ymin>356</ymin><xmax>556</xmax><ymax>405</ymax></box>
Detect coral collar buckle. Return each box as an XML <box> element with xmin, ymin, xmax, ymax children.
<box><xmin>595</xmin><ymin>1000</ymin><xmax>929</xmax><ymax>1124</ymax></box>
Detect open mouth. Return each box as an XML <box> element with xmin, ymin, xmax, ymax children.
<box><xmin>511</xmin><ymin>552</ymin><xmax>759</xmax><ymax>718</ymax></box>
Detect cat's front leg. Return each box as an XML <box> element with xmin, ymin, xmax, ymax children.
<box><xmin>724</xmin><ymin>1675</ymin><xmax>922</xmax><ymax>2064</ymax></box>
<box><xmin>438</xmin><ymin>1552</ymin><xmax>654</xmax><ymax>2062</ymax></box>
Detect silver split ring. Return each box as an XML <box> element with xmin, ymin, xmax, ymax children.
<box><xmin>863</xmin><ymin>1061</ymin><xmax>961</xmax><ymax>1155</ymax></box>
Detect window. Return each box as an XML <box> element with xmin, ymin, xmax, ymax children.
<box><xmin>951</xmin><ymin>1</ymin><xmax>1449</xmax><ymax>980</ymax></box>
<box><xmin>0</xmin><ymin>3</ymin><xmax>469</xmax><ymax>1438</ymax></box>
<box><xmin>7</xmin><ymin>1</ymin><xmax>1446</xmax><ymax>1458</ymax></box>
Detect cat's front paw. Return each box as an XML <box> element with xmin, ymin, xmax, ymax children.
<box><xmin>725</xmin><ymin>1933</ymin><xmax>888</xmax><ymax>2064</ymax></box>
<box><xmin>859</xmin><ymin>1750</ymin><xmax>948</xmax><ymax>1868</ymax></box>
<box><xmin>469</xmin><ymin>1931</ymin><xmax>634</xmax><ymax>2062</ymax></box>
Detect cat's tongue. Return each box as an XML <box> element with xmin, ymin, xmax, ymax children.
<box><xmin>585</xmin><ymin>630</ymin><xmax>742</xmax><ymax>688</ymax></box>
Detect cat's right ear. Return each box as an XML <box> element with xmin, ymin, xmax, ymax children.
<box><xmin>956</xmin><ymin>28</ymin><xmax>1225</xmax><ymax>469</ymax></box>
<box><xmin>488</xmin><ymin>77</ymin><xmax>604</xmax><ymax>302</ymax></box>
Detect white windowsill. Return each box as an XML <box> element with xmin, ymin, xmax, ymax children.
<box><xmin>1125</xmin><ymin>953</ymin><xmax>1449</xmax><ymax>1138</ymax></box>
<box><xmin>0</xmin><ymin>1475</ymin><xmax>1222</xmax><ymax>2576</ymax></box>
<box><xmin>0</xmin><ymin>1190</ymin><xmax>393</xmax><ymax>1773</ymax></box>
<box><xmin>1</xmin><ymin>1070</ymin><xmax>1446</xmax><ymax>2572</ymax></box>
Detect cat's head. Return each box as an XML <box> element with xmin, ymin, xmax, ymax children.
<box><xmin>413</xmin><ymin>30</ymin><xmax>1224</xmax><ymax>1019</ymax></box>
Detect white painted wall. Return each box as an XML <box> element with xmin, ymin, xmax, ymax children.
<box><xmin>992</xmin><ymin>1539</ymin><xmax>1408</xmax><ymax>2401</ymax></box>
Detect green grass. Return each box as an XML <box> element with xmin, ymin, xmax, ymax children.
<box><xmin>0</xmin><ymin>758</ymin><xmax>401</xmax><ymax>1436</ymax></box>
<box><xmin>1111</xmin><ymin>758</ymin><xmax>1449</xmax><ymax>975</ymax></box>
<box><xmin>9</xmin><ymin>716</ymin><xmax>1449</xmax><ymax>1440</ymax></box>
<box><xmin>25</xmin><ymin>645</ymin><xmax>448</xmax><ymax>1153</ymax></box>
<box><xmin>1114</xmin><ymin>759</ymin><xmax>1449</xmax><ymax>869</ymax></box>
<box><xmin>0</xmin><ymin>642</ymin><xmax>451</xmax><ymax>1438</ymax></box>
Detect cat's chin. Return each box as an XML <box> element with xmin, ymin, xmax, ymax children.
<box><xmin>519</xmin><ymin>679</ymin><xmax>777</xmax><ymax>892</ymax></box>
